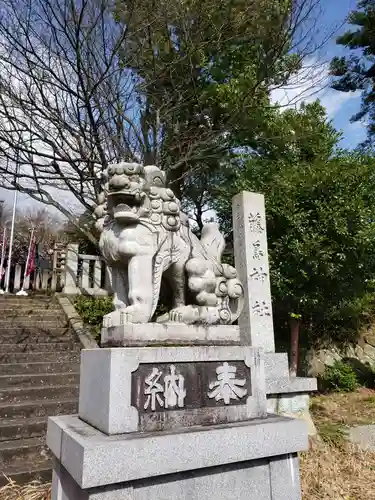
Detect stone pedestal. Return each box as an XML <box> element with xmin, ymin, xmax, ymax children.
<box><xmin>78</xmin><ymin>346</ymin><xmax>266</xmax><ymax>434</ymax></box>
<box><xmin>48</xmin><ymin>414</ymin><xmax>306</xmax><ymax>500</ymax></box>
<box><xmin>49</xmin><ymin>344</ymin><xmax>310</xmax><ymax>499</ymax></box>
<box><xmin>101</xmin><ymin>321</ymin><xmax>241</xmax><ymax>346</ymax></box>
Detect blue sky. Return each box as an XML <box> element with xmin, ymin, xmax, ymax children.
<box><xmin>310</xmin><ymin>0</ymin><xmax>366</xmax><ymax>148</ymax></box>
<box><xmin>323</xmin><ymin>0</ymin><xmax>367</xmax><ymax>148</ymax></box>
<box><xmin>272</xmin><ymin>0</ymin><xmax>367</xmax><ymax>149</ymax></box>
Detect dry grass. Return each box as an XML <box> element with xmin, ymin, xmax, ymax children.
<box><xmin>1</xmin><ymin>390</ymin><xmax>375</xmax><ymax>499</ymax></box>
<box><xmin>301</xmin><ymin>440</ymin><xmax>375</xmax><ymax>500</ymax></box>
<box><xmin>0</xmin><ymin>479</ymin><xmax>51</xmax><ymax>500</ymax></box>
<box><xmin>302</xmin><ymin>388</ymin><xmax>375</xmax><ymax>499</ymax></box>
<box><xmin>311</xmin><ymin>388</ymin><xmax>375</xmax><ymax>429</ymax></box>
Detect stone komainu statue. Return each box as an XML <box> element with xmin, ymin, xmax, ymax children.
<box><xmin>94</xmin><ymin>163</ymin><xmax>244</xmax><ymax>325</ymax></box>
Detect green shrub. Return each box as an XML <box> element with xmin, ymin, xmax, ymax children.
<box><xmin>319</xmin><ymin>360</ymin><xmax>358</xmax><ymax>393</ymax></box>
<box><xmin>74</xmin><ymin>296</ymin><xmax>113</xmax><ymax>340</ymax></box>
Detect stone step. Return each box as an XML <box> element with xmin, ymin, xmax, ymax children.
<box><xmin>0</xmin><ymin>362</ymin><xmax>79</xmax><ymax>375</ymax></box>
<box><xmin>0</xmin><ymin>351</ymin><xmax>80</xmax><ymax>364</ymax></box>
<box><xmin>0</xmin><ymin>334</ymin><xmax>77</xmax><ymax>344</ymax></box>
<box><xmin>0</xmin><ymin>384</ymin><xmax>79</xmax><ymax>404</ymax></box>
<box><xmin>0</xmin><ymin>372</ymin><xmax>79</xmax><ymax>389</ymax></box>
<box><xmin>0</xmin><ymin>437</ymin><xmax>49</xmax><ymax>468</ymax></box>
<box><xmin>0</xmin><ymin>299</ymin><xmax>59</xmax><ymax>308</ymax></box>
<box><xmin>0</xmin><ymin>307</ymin><xmax>62</xmax><ymax>314</ymax></box>
<box><xmin>0</xmin><ymin>300</ymin><xmax>56</xmax><ymax>307</ymax></box>
<box><xmin>0</xmin><ymin>461</ymin><xmax>51</xmax><ymax>487</ymax></box>
<box><xmin>0</xmin><ymin>397</ymin><xmax>78</xmax><ymax>419</ymax></box>
<box><xmin>0</xmin><ymin>417</ymin><xmax>47</xmax><ymax>442</ymax></box>
<box><xmin>0</xmin><ymin>311</ymin><xmax>67</xmax><ymax>319</ymax></box>
<box><xmin>0</xmin><ymin>320</ymin><xmax>69</xmax><ymax>328</ymax></box>
<box><xmin>0</xmin><ymin>342</ymin><xmax>81</xmax><ymax>353</ymax></box>
<box><xmin>0</xmin><ymin>294</ymin><xmax>57</xmax><ymax>300</ymax></box>
<box><xmin>0</xmin><ymin>325</ymin><xmax>70</xmax><ymax>334</ymax></box>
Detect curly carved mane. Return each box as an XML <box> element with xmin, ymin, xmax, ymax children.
<box><xmin>94</xmin><ymin>163</ymin><xmax>186</xmax><ymax>233</ymax></box>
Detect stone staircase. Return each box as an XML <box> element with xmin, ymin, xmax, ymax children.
<box><xmin>0</xmin><ymin>295</ymin><xmax>80</xmax><ymax>485</ymax></box>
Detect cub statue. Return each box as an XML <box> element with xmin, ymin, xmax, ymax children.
<box><xmin>94</xmin><ymin>162</ymin><xmax>244</xmax><ymax>325</ymax></box>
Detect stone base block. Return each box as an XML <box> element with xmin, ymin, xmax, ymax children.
<box><xmin>264</xmin><ymin>352</ymin><xmax>289</xmax><ymax>378</ymax></box>
<box><xmin>267</xmin><ymin>394</ymin><xmax>317</xmax><ymax>436</ymax></box>
<box><xmin>266</xmin><ymin>376</ymin><xmax>317</xmax><ymax>394</ymax></box>
<box><xmin>101</xmin><ymin>321</ymin><xmax>240</xmax><ymax>346</ymax></box>
<box><xmin>79</xmin><ymin>346</ymin><xmax>266</xmax><ymax>434</ymax></box>
<box><xmin>48</xmin><ymin>414</ymin><xmax>307</xmax><ymax>499</ymax></box>
<box><xmin>264</xmin><ymin>352</ymin><xmax>317</xmax><ymax>436</ymax></box>
<box><xmin>266</xmin><ymin>376</ymin><xmax>317</xmax><ymax>436</ymax></box>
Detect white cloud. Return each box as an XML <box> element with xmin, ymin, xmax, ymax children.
<box><xmin>270</xmin><ymin>58</ymin><xmax>362</xmax><ymax>119</ymax></box>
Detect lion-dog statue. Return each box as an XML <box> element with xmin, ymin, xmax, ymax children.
<box><xmin>94</xmin><ymin>162</ymin><xmax>244</xmax><ymax>325</ymax></box>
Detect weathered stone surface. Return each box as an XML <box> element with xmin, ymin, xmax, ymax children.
<box><xmin>132</xmin><ymin>361</ymin><xmax>251</xmax><ymax>412</ymax></box>
<box><xmin>94</xmin><ymin>162</ymin><xmax>244</xmax><ymax>326</ymax></box>
<box><xmin>266</xmin><ymin>377</ymin><xmax>317</xmax><ymax>395</ymax></box>
<box><xmin>363</xmin><ymin>343</ymin><xmax>375</xmax><ymax>358</ymax></box>
<box><xmin>344</xmin><ymin>345</ymin><xmax>357</xmax><ymax>358</ymax></box>
<box><xmin>349</xmin><ymin>425</ymin><xmax>375</xmax><ymax>451</ymax></box>
<box><xmin>63</xmin><ymin>244</ymin><xmax>80</xmax><ymax>295</ymax></box>
<box><xmin>308</xmin><ymin>335</ymin><xmax>375</xmax><ymax>377</ymax></box>
<box><xmin>52</xmin><ymin>455</ymin><xmax>303</xmax><ymax>500</ymax></box>
<box><xmin>79</xmin><ymin>346</ymin><xmax>266</xmax><ymax>434</ymax></box>
<box><xmin>47</xmin><ymin>414</ymin><xmax>308</xmax><ymax>489</ymax></box>
<box><xmin>364</xmin><ymin>335</ymin><xmax>375</xmax><ymax>347</ymax></box>
<box><xmin>267</xmin><ymin>394</ymin><xmax>316</xmax><ymax>437</ymax></box>
<box><xmin>269</xmin><ymin>454</ymin><xmax>302</xmax><ymax>500</ymax></box>
<box><xmin>307</xmin><ymin>357</ymin><xmax>325</xmax><ymax>377</ymax></box>
<box><xmin>52</xmin><ymin>451</ymin><xmax>303</xmax><ymax>500</ymax></box>
<box><xmin>354</xmin><ymin>345</ymin><xmax>365</xmax><ymax>358</ymax></box>
<box><xmin>0</xmin><ymin>296</ymin><xmax>81</xmax><ymax>485</ymax></box>
<box><xmin>232</xmin><ymin>192</ymin><xmax>275</xmax><ymax>351</ymax></box>
<box><xmin>101</xmin><ymin>323</ymin><xmax>240</xmax><ymax>346</ymax></box>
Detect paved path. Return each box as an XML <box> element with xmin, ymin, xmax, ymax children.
<box><xmin>349</xmin><ymin>424</ymin><xmax>375</xmax><ymax>451</ymax></box>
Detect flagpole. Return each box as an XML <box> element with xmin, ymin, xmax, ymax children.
<box><xmin>0</xmin><ymin>225</ymin><xmax>7</xmax><ymax>294</ymax></box>
<box><xmin>4</xmin><ymin>190</ymin><xmax>18</xmax><ymax>294</ymax></box>
<box><xmin>17</xmin><ymin>227</ymin><xmax>35</xmax><ymax>296</ymax></box>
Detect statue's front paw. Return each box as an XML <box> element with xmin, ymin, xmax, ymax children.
<box><xmin>103</xmin><ymin>305</ymin><xmax>152</xmax><ymax>326</ymax></box>
<box><xmin>157</xmin><ymin>305</ymin><xmax>200</xmax><ymax>324</ymax></box>
<box><xmin>119</xmin><ymin>304</ymin><xmax>151</xmax><ymax>323</ymax></box>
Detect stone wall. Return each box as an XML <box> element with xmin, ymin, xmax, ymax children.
<box><xmin>307</xmin><ymin>333</ymin><xmax>375</xmax><ymax>377</ymax></box>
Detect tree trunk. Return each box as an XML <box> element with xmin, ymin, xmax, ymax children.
<box><xmin>195</xmin><ymin>201</ymin><xmax>204</xmax><ymax>234</ymax></box>
<box><xmin>289</xmin><ymin>317</ymin><xmax>300</xmax><ymax>377</ymax></box>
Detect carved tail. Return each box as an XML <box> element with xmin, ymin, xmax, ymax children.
<box><xmin>150</xmin><ymin>234</ymin><xmax>181</xmax><ymax>318</ymax></box>
<box><xmin>200</xmin><ymin>223</ymin><xmax>225</xmax><ymax>262</ymax></box>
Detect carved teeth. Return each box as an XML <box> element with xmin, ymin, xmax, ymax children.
<box><xmin>116</xmin><ymin>204</ymin><xmax>131</xmax><ymax>212</ymax></box>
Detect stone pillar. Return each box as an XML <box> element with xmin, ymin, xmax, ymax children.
<box><xmin>13</xmin><ymin>264</ymin><xmax>21</xmax><ymax>291</ymax></box>
<box><xmin>232</xmin><ymin>192</ymin><xmax>275</xmax><ymax>351</ymax></box>
<box><xmin>233</xmin><ymin>192</ymin><xmax>317</xmax><ymax>435</ymax></box>
<box><xmin>93</xmin><ymin>259</ymin><xmax>102</xmax><ymax>291</ymax></box>
<box><xmin>63</xmin><ymin>243</ymin><xmax>80</xmax><ymax>295</ymax></box>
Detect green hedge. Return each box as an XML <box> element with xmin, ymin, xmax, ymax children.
<box><xmin>74</xmin><ymin>296</ymin><xmax>113</xmax><ymax>340</ymax></box>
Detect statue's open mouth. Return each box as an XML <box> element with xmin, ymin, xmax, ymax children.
<box><xmin>108</xmin><ymin>191</ymin><xmax>141</xmax><ymax>221</ymax></box>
